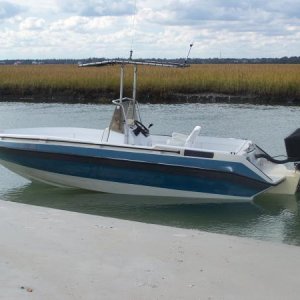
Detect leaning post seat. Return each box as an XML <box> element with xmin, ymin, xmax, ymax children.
<box><xmin>185</xmin><ymin>126</ymin><xmax>202</xmax><ymax>148</ymax></box>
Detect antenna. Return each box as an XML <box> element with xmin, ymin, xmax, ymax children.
<box><xmin>129</xmin><ymin>0</ymin><xmax>137</xmax><ymax>60</ymax></box>
<box><xmin>185</xmin><ymin>43</ymin><xmax>194</xmax><ymax>64</ymax></box>
<box><xmin>129</xmin><ymin>49</ymin><xmax>133</xmax><ymax>60</ymax></box>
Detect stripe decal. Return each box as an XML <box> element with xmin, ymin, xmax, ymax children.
<box><xmin>0</xmin><ymin>143</ymin><xmax>271</xmax><ymax>197</ymax></box>
<box><xmin>0</xmin><ymin>141</ymin><xmax>266</xmax><ymax>182</ymax></box>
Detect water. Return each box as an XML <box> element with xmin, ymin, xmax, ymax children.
<box><xmin>0</xmin><ymin>102</ymin><xmax>300</xmax><ymax>246</ymax></box>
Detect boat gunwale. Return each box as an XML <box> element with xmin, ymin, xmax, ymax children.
<box><xmin>0</xmin><ymin>138</ymin><xmax>284</xmax><ymax>188</ymax></box>
<box><xmin>0</xmin><ymin>144</ymin><xmax>278</xmax><ymax>191</ymax></box>
<box><xmin>0</xmin><ymin>133</ymin><xmax>248</xmax><ymax>157</ymax></box>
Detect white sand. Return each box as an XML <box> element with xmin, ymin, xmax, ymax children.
<box><xmin>0</xmin><ymin>200</ymin><xmax>300</xmax><ymax>300</ymax></box>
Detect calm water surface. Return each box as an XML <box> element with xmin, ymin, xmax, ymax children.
<box><xmin>0</xmin><ymin>102</ymin><xmax>299</xmax><ymax>245</ymax></box>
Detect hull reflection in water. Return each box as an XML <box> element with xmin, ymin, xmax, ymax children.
<box><xmin>1</xmin><ymin>182</ymin><xmax>299</xmax><ymax>246</ymax></box>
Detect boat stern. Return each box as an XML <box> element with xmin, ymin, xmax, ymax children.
<box><xmin>264</xmin><ymin>166</ymin><xmax>300</xmax><ymax>195</ymax></box>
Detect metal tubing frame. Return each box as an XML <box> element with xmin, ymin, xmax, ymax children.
<box><xmin>133</xmin><ymin>64</ymin><xmax>137</xmax><ymax>102</ymax></box>
<box><xmin>111</xmin><ymin>64</ymin><xmax>141</xmax><ymax>144</ymax></box>
<box><xmin>120</xmin><ymin>64</ymin><xmax>124</xmax><ymax>101</ymax></box>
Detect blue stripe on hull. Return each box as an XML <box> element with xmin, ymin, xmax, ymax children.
<box><xmin>1</xmin><ymin>141</ymin><xmax>265</xmax><ymax>182</ymax></box>
<box><xmin>0</xmin><ymin>143</ymin><xmax>270</xmax><ymax>198</ymax></box>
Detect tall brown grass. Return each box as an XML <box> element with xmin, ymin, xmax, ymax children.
<box><xmin>0</xmin><ymin>64</ymin><xmax>299</xmax><ymax>102</ymax></box>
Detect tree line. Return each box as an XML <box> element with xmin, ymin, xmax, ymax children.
<box><xmin>1</xmin><ymin>56</ymin><xmax>300</xmax><ymax>65</ymax></box>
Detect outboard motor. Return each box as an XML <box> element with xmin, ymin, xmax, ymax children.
<box><xmin>285</xmin><ymin>128</ymin><xmax>300</xmax><ymax>171</ymax></box>
<box><xmin>255</xmin><ymin>128</ymin><xmax>300</xmax><ymax>167</ymax></box>
<box><xmin>285</xmin><ymin>128</ymin><xmax>300</xmax><ymax>162</ymax></box>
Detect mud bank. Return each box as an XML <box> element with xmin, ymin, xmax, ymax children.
<box><xmin>0</xmin><ymin>89</ymin><xmax>299</xmax><ymax>105</ymax></box>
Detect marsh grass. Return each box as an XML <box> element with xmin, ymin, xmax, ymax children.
<box><xmin>0</xmin><ymin>64</ymin><xmax>299</xmax><ymax>102</ymax></box>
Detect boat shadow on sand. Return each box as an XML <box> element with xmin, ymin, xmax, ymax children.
<box><xmin>1</xmin><ymin>182</ymin><xmax>300</xmax><ymax>246</ymax></box>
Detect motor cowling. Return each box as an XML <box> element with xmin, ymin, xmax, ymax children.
<box><xmin>285</xmin><ymin>128</ymin><xmax>300</xmax><ymax>161</ymax></box>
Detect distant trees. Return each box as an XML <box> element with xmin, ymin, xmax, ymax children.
<box><xmin>0</xmin><ymin>56</ymin><xmax>300</xmax><ymax>65</ymax></box>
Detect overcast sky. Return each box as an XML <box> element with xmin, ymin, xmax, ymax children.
<box><xmin>0</xmin><ymin>0</ymin><xmax>299</xmax><ymax>59</ymax></box>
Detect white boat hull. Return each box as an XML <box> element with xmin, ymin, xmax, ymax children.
<box><xmin>264</xmin><ymin>170</ymin><xmax>300</xmax><ymax>195</ymax></box>
<box><xmin>0</xmin><ymin>127</ymin><xmax>299</xmax><ymax>202</ymax></box>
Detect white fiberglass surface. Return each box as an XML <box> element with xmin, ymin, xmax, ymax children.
<box><xmin>194</xmin><ymin>136</ymin><xmax>249</xmax><ymax>153</ymax></box>
<box><xmin>0</xmin><ymin>127</ymin><xmax>104</xmax><ymax>144</ymax></box>
<box><xmin>1</xmin><ymin>126</ymin><xmax>250</xmax><ymax>155</ymax></box>
<box><xmin>152</xmin><ymin>133</ymin><xmax>249</xmax><ymax>154</ymax></box>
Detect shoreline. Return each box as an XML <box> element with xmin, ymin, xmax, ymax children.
<box><xmin>1</xmin><ymin>200</ymin><xmax>300</xmax><ymax>299</ymax></box>
<box><xmin>0</xmin><ymin>91</ymin><xmax>299</xmax><ymax>105</ymax></box>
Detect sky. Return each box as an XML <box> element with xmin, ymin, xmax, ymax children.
<box><xmin>0</xmin><ymin>0</ymin><xmax>299</xmax><ymax>59</ymax></box>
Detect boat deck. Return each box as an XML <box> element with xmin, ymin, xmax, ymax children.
<box><xmin>0</xmin><ymin>127</ymin><xmax>250</xmax><ymax>155</ymax></box>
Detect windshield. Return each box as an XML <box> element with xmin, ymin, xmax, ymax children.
<box><xmin>109</xmin><ymin>99</ymin><xmax>139</xmax><ymax>133</ymax></box>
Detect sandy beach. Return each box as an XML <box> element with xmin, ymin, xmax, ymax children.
<box><xmin>0</xmin><ymin>200</ymin><xmax>300</xmax><ymax>300</ymax></box>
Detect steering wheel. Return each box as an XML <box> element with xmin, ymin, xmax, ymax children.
<box><xmin>133</xmin><ymin>120</ymin><xmax>150</xmax><ymax>137</ymax></box>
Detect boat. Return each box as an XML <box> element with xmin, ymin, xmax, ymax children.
<box><xmin>0</xmin><ymin>60</ymin><xmax>299</xmax><ymax>203</ymax></box>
